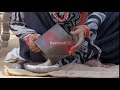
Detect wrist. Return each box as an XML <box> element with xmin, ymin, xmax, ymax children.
<box><xmin>74</xmin><ymin>25</ymin><xmax>90</xmax><ymax>38</ymax></box>
<box><xmin>24</xmin><ymin>34</ymin><xmax>31</xmax><ymax>45</ymax></box>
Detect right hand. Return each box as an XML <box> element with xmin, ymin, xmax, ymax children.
<box><xmin>26</xmin><ymin>34</ymin><xmax>41</xmax><ymax>53</ymax></box>
<box><xmin>68</xmin><ymin>28</ymin><xmax>85</xmax><ymax>55</ymax></box>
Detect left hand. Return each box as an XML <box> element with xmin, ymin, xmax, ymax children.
<box><xmin>68</xmin><ymin>28</ymin><xmax>85</xmax><ymax>55</ymax></box>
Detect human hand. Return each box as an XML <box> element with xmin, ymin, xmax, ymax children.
<box><xmin>26</xmin><ymin>34</ymin><xmax>41</xmax><ymax>53</ymax></box>
<box><xmin>68</xmin><ymin>28</ymin><xmax>85</xmax><ymax>55</ymax></box>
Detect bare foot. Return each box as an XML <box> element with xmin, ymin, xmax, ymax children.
<box><xmin>84</xmin><ymin>59</ymin><xmax>109</xmax><ymax>67</ymax></box>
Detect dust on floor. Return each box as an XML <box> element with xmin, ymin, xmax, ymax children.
<box><xmin>0</xmin><ymin>34</ymin><xmax>119</xmax><ymax>78</ymax></box>
<box><xmin>0</xmin><ymin>33</ymin><xmax>53</xmax><ymax>78</ymax></box>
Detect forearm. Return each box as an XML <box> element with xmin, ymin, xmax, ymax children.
<box><xmin>9</xmin><ymin>12</ymin><xmax>37</xmax><ymax>41</ymax></box>
<box><xmin>84</xmin><ymin>12</ymin><xmax>107</xmax><ymax>31</ymax></box>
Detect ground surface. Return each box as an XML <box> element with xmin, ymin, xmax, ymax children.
<box><xmin>0</xmin><ymin>12</ymin><xmax>38</xmax><ymax>78</ymax></box>
<box><xmin>0</xmin><ymin>12</ymin><xmax>119</xmax><ymax>78</ymax></box>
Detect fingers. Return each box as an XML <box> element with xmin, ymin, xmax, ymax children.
<box><xmin>30</xmin><ymin>46</ymin><xmax>41</xmax><ymax>53</ymax></box>
<box><xmin>30</xmin><ymin>34</ymin><xmax>40</xmax><ymax>41</ymax></box>
<box><xmin>27</xmin><ymin>34</ymin><xmax>41</xmax><ymax>53</ymax></box>
<box><xmin>72</xmin><ymin>37</ymin><xmax>84</xmax><ymax>48</ymax></box>
<box><xmin>30</xmin><ymin>45</ymin><xmax>40</xmax><ymax>52</ymax></box>
<box><xmin>69</xmin><ymin>29</ymin><xmax>84</xmax><ymax>54</ymax></box>
<box><xmin>68</xmin><ymin>46</ymin><xmax>78</xmax><ymax>55</ymax></box>
<box><xmin>32</xmin><ymin>48</ymin><xmax>41</xmax><ymax>53</ymax></box>
<box><xmin>34</xmin><ymin>34</ymin><xmax>40</xmax><ymax>40</ymax></box>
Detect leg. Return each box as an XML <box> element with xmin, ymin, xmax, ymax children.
<box><xmin>19</xmin><ymin>39</ymin><xmax>47</xmax><ymax>62</ymax></box>
<box><xmin>1</xmin><ymin>12</ymin><xmax>10</xmax><ymax>47</ymax></box>
<box><xmin>95</xmin><ymin>12</ymin><xmax>119</xmax><ymax>64</ymax></box>
<box><xmin>19</xmin><ymin>12</ymin><xmax>52</xmax><ymax>62</ymax></box>
<box><xmin>84</xmin><ymin>12</ymin><xmax>119</xmax><ymax>67</ymax></box>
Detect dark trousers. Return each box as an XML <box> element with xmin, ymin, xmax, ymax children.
<box><xmin>95</xmin><ymin>12</ymin><xmax>119</xmax><ymax>64</ymax></box>
<box><xmin>19</xmin><ymin>12</ymin><xmax>119</xmax><ymax>64</ymax></box>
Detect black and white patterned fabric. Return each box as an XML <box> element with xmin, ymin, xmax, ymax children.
<box><xmin>49</xmin><ymin>12</ymin><xmax>106</xmax><ymax>66</ymax></box>
<box><xmin>9</xmin><ymin>12</ymin><xmax>107</xmax><ymax>66</ymax></box>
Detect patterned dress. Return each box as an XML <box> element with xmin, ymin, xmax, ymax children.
<box><xmin>9</xmin><ymin>12</ymin><xmax>107</xmax><ymax>66</ymax></box>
